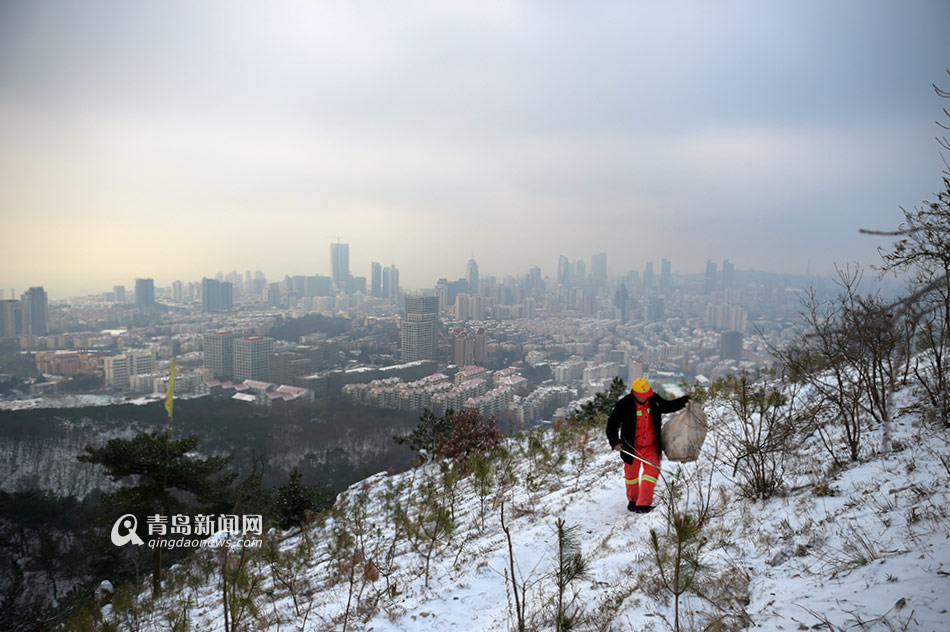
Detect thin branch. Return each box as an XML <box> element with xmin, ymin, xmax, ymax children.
<box><xmin>881</xmin><ymin>273</ymin><xmax>947</xmax><ymax>321</ymax></box>
<box><xmin>858</xmin><ymin>227</ymin><xmax>922</xmax><ymax>237</ymax></box>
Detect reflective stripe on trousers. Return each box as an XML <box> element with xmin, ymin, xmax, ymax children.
<box><xmin>623</xmin><ymin>447</ymin><xmax>660</xmax><ymax>506</ymax></box>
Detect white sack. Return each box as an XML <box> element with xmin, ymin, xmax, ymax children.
<box><xmin>661</xmin><ymin>401</ymin><xmax>707</xmax><ymax>462</ymax></box>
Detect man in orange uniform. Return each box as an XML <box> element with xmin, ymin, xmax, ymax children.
<box><xmin>605</xmin><ymin>378</ymin><xmax>689</xmax><ymax>513</ymax></box>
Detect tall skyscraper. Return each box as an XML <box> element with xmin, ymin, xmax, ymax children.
<box><xmin>21</xmin><ymin>287</ymin><xmax>48</xmax><ymax>335</ymax></box>
<box><xmin>371</xmin><ymin>262</ymin><xmax>382</xmax><ymax>298</ymax></box>
<box><xmin>591</xmin><ymin>253</ymin><xmax>607</xmax><ymax>286</ymax></box>
<box><xmin>470</xmin><ymin>294</ymin><xmax>486</xmax><ymax>321</ymax></box>
<box><xmin>0</xmin><ymin>300</ymin><xmax>21</xmax><ymax>339</ymax></box>
<box><xmin>204</xmin><ymin>331</ymin><xmax>241</xmax><ymax>380</ymax></box>
<box><xmin>614</xmin><ymin>283</ymin><xmax>629</xmax><ymax>324</ymax></box>
<box><xmin>135</xmin><ymin>278</ymin><xmax>155</xmax><ymax>310</ymax></box>
<box><xmin>722</xmin><ymin>259</ymin><xmax>735</xmax><ymax>289</ymax></box>
<box><xmin>172</xmin><ymin>280</ymin><xmax>184</xmax><ymax>301</ymax></box>
<box><xmin>383</xmin><ymin>265</ymin><xmax>399</xmax><ymax>300</ymax></box>
<box><xmin>234</xmin><ymin>336</ymin><xmax>275</xmax><ymax>382</ymax></box>
<box><xmin>202</xmin><ymin>278</ymin><xmax>233</xmax><ymax>313</ymax></box>
<box><xmin>526</xmin><ymin>267</ymin><xmax>543</xmax><ymax>296</ymax></box>
<box><xmin>705</xmin><ymin>260</ymin><xmax>718</xmax><ymax>295</ymax></box>
<box><xmin>402</xmin><ymin>295</ymin><xmax>439</xmax><ymax>362</ymax></box>
<box><xmin>572</xmin><ymin>260</ymin><xmax>587</xmax><ymax>285</ymax></box>
<box><xmin>643</xmin><ymin>262</ymin><xmax>655</xmax><ymax>290</ymax></box>
<box><xmin>225</xmin><ymin>271</ymin><xmax>243</xmax><ymax>299</ymax></box>
<box><xmin>331</xmin><ymin>242</ymin><xmax>350</xmax><ymax>288</ymax></box>
<box><xmin>113</xmin><ymin>285</ymin><xmax>126</xmax><ymax>303</ymax></box>
<box><xmin>466</xmin><ymin>258</ymin><xmax>479</xmax><ymax>296</ymax></box>
<box><xmin>436</xmin><ymin>279</ymin><xmax>449</xmax><ymax>310</ymax></box>
<box><xmin>660</xmin><ymin>259</ymin><xmax>672</xmax><ymax>295</ymax></box>
<box><xmin>455</xmin><ymin>293</ymin><xmax>470</xmax><ymax>321</ymax></box>
<box><xmin>557</xmin><ymin>255</ymin><xmax>570</xmax><ymax>285</ymax></box>
<box><xmin>266</xmin><ymin>283</ymin><xmax>282</xmax><ymax>307</ymax></box>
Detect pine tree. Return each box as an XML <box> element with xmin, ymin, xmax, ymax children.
<box><xmin>394</xmin><ymin>408</ymin><xmax>455</xmax><ymax>460</ymax></box>
<box><xmin>573</xmin><ymin>377</ymin><xmax>626</xmax><ymax>426</ymax></box>
<box><xmin>272</xmin><ymin>468</ymin><xmax>334</xmax><ymax>530</ymax></box>
<box><xmin>78</xmin><ymin>431</ymin><xmax>235</xmax><ymax>596</ymax></box>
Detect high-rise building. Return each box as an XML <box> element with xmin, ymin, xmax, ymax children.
<box><xmin>371</xmin><ymin>262</ymin><xmax>382</xmax><ymax>298</ymax></box>
<box><xmin>289</xmin><ymin>275</ymin><xmax>306</xmax><ymax>302</ymax></box>
<box><xmin>383</xmin><ymin>266</ymin><xmax>399</xmax><ymax>300</ymax></box>
<box><xmin>204</xmin><ymin>331</ymin><xmax>241</xmax><ymax>380</ymax></box>
<box><xmin>128</xmin><ymin>349</ymin><xmax>155</xmax><ymax>376</ymax></box>
<box><xmin>704</xmin><ymin>303</ymin><xmax>747</xmax><ymax>332</ymax></box>
<box><xmin>202</xmin><ymin>278</ymin><xmax>233</xmax><ymax>313</ymax></box>
<box><xmin>720</xmin><ymin>331</ymin><xmax>744</xmax><ymax>362</ymax></box>
<box><xmin>722</xmin><ymin>259</ymin><xmax>735</xmax><ymax>289</ymax></box>
<box><xmin>103</xmin><ymin>355</ymin><xmax>129</xmax><ymax>390</ymax></box>
<box><xmin>591</xmin><ymin>253</ymin><xmax>607</xmax><ymax>286</ymax></box>
<box><xmin>522</xmin><ymin>297</ymin><xmax>536</xmax><ymax>319</ymax></box>
<box><xmin>466</xmin><ymin>259</ymin><xmax>479</xmax><ymax>296</ymax></box>
<box><xmin>331</xmin><ymin>242</ymin><xmax>350</xmax><ymax>288</ymax></box>
<box><xmin>21</xmin><ymin>287</ymin><xmax>48</xmax><ymax>335</ymax></box>
<box><xmin>135</xmin><ymin>279</ymin><xmax>155</xmax><ymax>310</ymax></box>
<box><xmin>0</xmin><ymin>300</ymin><xmax>21</xmax><ymax>339</ymax></box>
<box><xmin>643</xmin><ymin>262</ymin><xmax>655</xmax><ymax>290</ymax></box>
<box><xmin>473</xmin><ymin>328</ymin><xmax>487</xmax><ymax>365</ymax></box>
<box><xmin>572</xmin><ymin>260</ymin><xmax>587</xmax><ymax>285</ymax></box>
<box><xmin>114</xmin><ymin>285</ymin><xmax>126</xmax><ymax>303</ymax></box>
<box><xmin>614</xmin><ymin>283</ymin><xmax>629</xmax><ymax>323</ymax></box>
<box><xmin>435</xmin><ymin>279</ymin><xmax>449</xmax><ymax>310</ymax></box>
<box><xmin>704</xmin><ymin>260</ymin><xmax>717</xmax><ymax>295</ymax></box>
<box><xmin>470</xmin><ymin>294</ymin><xmax>486</xmax><ymax>321</ymax></box>
<box><xmin>305</xmin><ymin>275</ymin><xmax>333</xmax><ymax>297</ymax></box>
<box><xmin>557</xmin><ymin>255</ymin><xmax>570</xmax><ymax>285</ymax></box>
<box><xmin>660</xmin><ymin>259</ymin><xmax>672</xmax><ymax>295</ymax></box>
<box><xmin>455</xmin><ymin>293</ymin><xmax>470</xmax><ymax>321</ymax></box>
<box><xmin>234</xmin><ymin>336</ymin><xmax>275</xmax><ymax>382</ymax></box>
<box><xmin>225</xmin><ymin>271</ymin><xmax>243</xmax><ymax>299</ymax></box>
<box><xmin>452</xmin><ymin>328</ymin><xmax>474</xmax><ymax>366</ymax></box>
<box><xmin>402</xmin><ymin>295</ymin><xmax>439</xmax><ymax>362</ymax></box>
<box><xmin>172</xmin><ymin>280</ymin><xmax>184</xmax><ymax>301</ymax></box>
<box><xmin>526</xmin><ymin>267</ymin><xmax>543</xmax><ymax>296</ymax></box>
<box><xmin>249</xmin><ymin>272</ymin><xmax>267</xmax><ymax>300</ymax></box>
<box><xmin>266</xmin><ymin>283</ymin><xmax>282</xmax><ymax>307</ymax></box>
<box><xmin>104</xmin><ymin>349</ymin><xmax>155</xmax><ymax>390</ymax></box>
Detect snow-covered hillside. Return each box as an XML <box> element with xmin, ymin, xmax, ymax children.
<box><xmin>100</xmin><ymin>386</ymin><xmax>949</xmax><ymax>632</ymax></box>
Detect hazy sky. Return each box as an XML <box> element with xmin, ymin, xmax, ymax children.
<box><xmin>1</xmin><ymin>1</ymin><xmax>948</xmax><ymax>299</ymax></box>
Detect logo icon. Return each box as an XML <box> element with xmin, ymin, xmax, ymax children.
<box><xmin>111</xmin><ymin>514</ymin><xmax>145</xmax><ymax>546</ymax></box>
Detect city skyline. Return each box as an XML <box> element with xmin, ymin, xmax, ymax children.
<box><xmin>0</xmin><ymin>252</ymin><xmax>827</xmax><ymax>304</ymax></box>
<box><xmin>2</xmin><ymin>2</ymin><xmax>949</xmax><ymax>299</ymax></box>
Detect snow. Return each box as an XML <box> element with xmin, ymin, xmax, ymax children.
<box><xmin>111</xmin><ymin>383</ymin><xmax>950</xmax><ymax>632</ymax></box>
<box><xmin>0</xmin><ymin>393</ymin><xmax>123</xmax><ymax>410</ymax></box>
<box><xmin>0</xmin><ymin>393</ymin><xmax>166</xmax><ymax>410</ymax></box>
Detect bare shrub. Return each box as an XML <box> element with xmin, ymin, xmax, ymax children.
<box><xmin>433</xmin><ymin>409</ymin><xmax>503</xmax><ymax>462</ymax></box>
<box><xmin>715</xmin><ymin>372</ymin><xmax>799</xmax><ymax>500</ymax></box>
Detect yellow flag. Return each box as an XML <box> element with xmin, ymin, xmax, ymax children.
<box><xmin>165</xmin><ymin>357</ymin><xmax>176</xmax><ymax>420</ymax></box>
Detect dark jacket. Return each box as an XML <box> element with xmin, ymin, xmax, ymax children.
<box><xmin>606</xmin><ymin>392</ymin><xmax>689</xmax><ymax>465</ymax></box>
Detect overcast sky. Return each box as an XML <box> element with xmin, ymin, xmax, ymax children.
<box><xmin>1</xmin><ymin>1</ymin><xmax>948</xmax><ymax>299</ymax></box>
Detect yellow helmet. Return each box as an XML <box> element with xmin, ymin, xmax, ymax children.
<box><xmin>632</xmin><ymin>378</ymin><xmax>653</xmax><ymax>398</ymax></box>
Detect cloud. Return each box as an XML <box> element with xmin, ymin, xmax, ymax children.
<box><xmin>1</xmin><ymin>1</ymin><xmax>949</xmax><ymax>296</ymax></box>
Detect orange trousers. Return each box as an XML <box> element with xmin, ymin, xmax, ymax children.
<box><xmin>623</xmin><ymin>447</ymin><xmax>660</xmax><ymax>506</ymax></box>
